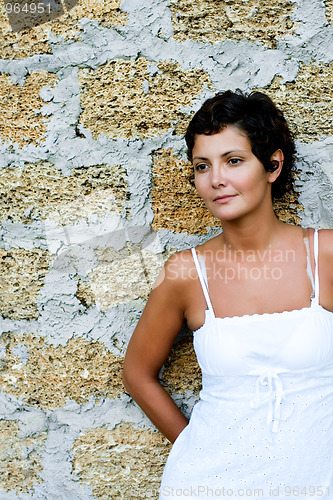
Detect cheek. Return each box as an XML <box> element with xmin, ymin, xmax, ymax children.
<box><xmin>194</xmin><ymin>177</ymin><xmax>208</xmax><ymax>199</ymax></box>
<box><xmin>239</xmin><ymin>171</ymin><xmax>267</xmax><ymax>192</ymax></box>
<box><xmin>194</xmin><ymin>184</ymin><xmax>203</xmax><ymax>200</ymax></box>
<box><xmin>194</xmin><ymin>174</ymin><xmax>202</xmax><ymax>192</ymax></box>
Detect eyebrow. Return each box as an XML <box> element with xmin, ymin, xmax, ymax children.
<box><xmin>192</xmin><ymin>150</ymin><xmax>247</xmax><ymax>161</ymax></box>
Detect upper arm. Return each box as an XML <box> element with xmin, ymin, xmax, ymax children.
<box><xmin>123</xmin><ymin>251</ymin><xmax>191</xmax><ymax>382</ymax></box>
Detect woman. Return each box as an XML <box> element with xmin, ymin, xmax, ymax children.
<box><xmin>123</xmin><ymin>90</ymin><xmax>333</xmax><ymax>499</ymax></box>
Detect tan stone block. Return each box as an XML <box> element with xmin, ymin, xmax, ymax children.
<box><xmin>169</xmin><ymin>0</ymin><xmax>296</xmax><ymax>48</ymax></box>
<box><xmin>72</xmin><ymin>423</ymin><xmax>171</xmax><ymax>499</ymax></box>
<box><xmin>325</xmin><ymin>0</ymin><xmax>333</xmax><ymax>24</ymax></box>
<box><xmin>0</xmin><ymin>248</ymin><xmax>51</xmax><ymax>320</ymax></box>
<box><xmin>0</xmin><ymin>0</ymin><xmax>126</xmax><ymax>59</ymax></box>
<box><xmin>79</xmin><ymin>57</ymin><xmax>211</xmax><ymax>140</ymax></box>
<box><xmin>255</xmin><ymin>62</ymin><xmax>333</xmax><ymax>142</ymax></box>
<box><xmin>0</xmin><ymin>420</ymin><xmax>46</xmax><ymax>494</ymax></box>
<box><xmin>151</xmin><ymin>148</ymin><xmax>220</xmax><ymax>234</ymax></box>
<box><xmin>273</xmin><ymin>188</ymin><xmax>301</xmax><ymax>225</ymax></box>
<box><xmin>50</xmin><ymin>0</ymin><xmax>127</xmax><ymax>41</ymax></box>
<box><xmin>162</xmin><ymin>336</ymin><xmax>201</xmax><ymax>396</ymax></box>
<box><xmin>0</xmin><ymin>333</ymin><xmax>124</xmax><ymax>409</ymax></box>
<box><xmin>80</xmin><ymin>244</ymin><xmax>167</xmax><ymax>310</ymax></box>
<box><xmin>0</xmin><ymin>162</ymin><xmax>129</xmax><ymax>224</ymax></box>
<box><xmin>0</xmin><ymin>3</ymin><xmax>51</xmax><ymax>59</ymax></box>
<box><xmin>88</xmin><ymin>251</ymin><xmax>151</xmax><ymax>308</ymax></box>
<box><xmin>0</xmin><ymin>72</ymin><xmax>57</xmax><ymax>146</ymax></box>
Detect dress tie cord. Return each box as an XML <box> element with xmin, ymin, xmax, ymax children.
<box><xmin>249</xmin><ymin>370</ymin><xmax>294</xmax><ymax>434</ymax></box>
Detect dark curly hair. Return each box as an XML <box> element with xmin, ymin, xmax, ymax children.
<box><xmin>185</xmin><ymin>90</ymin><xmax>296</xmax><ymax>199</ymax></box>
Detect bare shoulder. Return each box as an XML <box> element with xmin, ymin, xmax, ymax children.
<box><xmin>150</xmin><ymin>248</ymin><xmax>195</xmax><ymax>293</ymax></box>
<box><xmin>165</xmin><ymin>248</ymin><xmax>194</xmax><ymax>270</ymax></box>
<box><xmin>315</xmin><ymin>229</ymin><xmax>333</xmax><ymax>285</ymax></box>
<box><xmin>157</xmin><ymin>248</ymin><xmax>195</xmax><ymax>289</ymax></box>
<box><xmin>318</xmin><ymin>228</ymin><xmax>333</xmax><ymax>253</ymax></box>
<box><xmin>306</xmin><ymin>227</ymin><xmax>333</xmax><ymax>252</ymax></box>
<box><xmin>318</xmin><ymin>228</ymin><xmax>333</xmax><ymax>262</ymax></box>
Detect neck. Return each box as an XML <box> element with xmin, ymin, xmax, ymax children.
<box><xmin>220</xmin><ymin>207</ymin><xmax>283</xmax><ymax>252</ymax></box>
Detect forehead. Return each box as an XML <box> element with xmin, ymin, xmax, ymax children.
<box><xmin>192</xmin><ymin>125</ymin><xmax>251</xmax><ymax>157</ymax></box>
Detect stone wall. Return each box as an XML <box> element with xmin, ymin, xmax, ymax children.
<box><xmin>0</xmin><ymin>0</ymin><xmax>332</xmax><ymax>498</ymax></box>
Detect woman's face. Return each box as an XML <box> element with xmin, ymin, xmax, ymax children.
<box><xmin>192</xmin><ymin>125</ymin><xmax>279</xmax><ymax>223</ymax></box>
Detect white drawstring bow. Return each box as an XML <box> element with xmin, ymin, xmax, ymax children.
<box><xmin>249</xmin><ymin>370</ymin><xmax>293</xmax><ymax>434</ymax></box>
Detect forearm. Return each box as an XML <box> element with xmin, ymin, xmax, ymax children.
<box><xmin>123</xmin><ymin>375</ymin><xmax>189</xmax><ymax>443</ymax></box>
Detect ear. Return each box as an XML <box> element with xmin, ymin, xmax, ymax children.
<box><xmin>268</xmin><ymin>149</ymin><xmax>284</xmax><ymax>183</ymax></box>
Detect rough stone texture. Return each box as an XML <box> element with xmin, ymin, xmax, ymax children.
<box><xmin>0</xmin><ymin>333</ymin><xmax>124</xmax><ymax>409</ymax></box>
<box><xmin>152</xmin><ymin>148</ymin><xmax>221</xmax><ymax>234</ymax></box>
<box><xmin>75</xmin><ymin>279</ymin><xmax>96</xmax><ymax>309</ymax></box>
<box><xmin>50</xmin><ymin>0</ymin><xmax>127</xmax><ymax>40</ymax></box>
<box><xmin>273</xmin><ymin>193</ymin><xmax>301</xmax><ymax>225</ymax></box>
<box><xmin>0</xmin><ymin>72</ymin><xmax>57</xmax><ymax>146</ymax></box>
<box><xmin>79</xmin><ymin>58</ymin><xmax>212</xmax><ymax>140</ymax></box>
<box><xmin>169</xmin><ymin>0</ymin><xmax>296</xmax><ymax>48</ymax></box>
<box><xmin>325</xmin><ymin>0</ymin><xmax>333</xmax><ymax>24</ymax></box>
<box><xmin>79</xmin><ymin>244</ymin><xmax>166</xmax><ymax>310</ymax></box>
<box><xmin>0</xmin><ymin>248</ymin><xmax>51</xmax><ymax>320</ymax></box>
<box><xmin>295</xmin><ymin>140</ymin><xmax>333</xmax><ymax>230</ymax></box>
<box><xmin>162</xmin><ymin>336</ymin><xmax>201</xmax><ymax>396</ymax></box>
<box><xmin>72</xmin><ymin>423</ymin><xmax>171</xmax><ymax>499</ymax></box>
<box><xmin>0</xmin><ymin>162</ymin><xmax>129</xmax><ymax>225</ymax></box>
<box><xmin>0</xmin><ymin>0</ymin><xmax>126</xmax><ymax>60</ymax></box>
<box><xmin>0</xmin><ymin>3</ymin><xmax>51</xmax><ymax>59</ymax></box>
<box><xmin>0</xmin><ymin>420</ymin><xmax>46</xmax><ymax>494</ymax></box>
<box><xmin>0</xmin><ymin>0</ymin><xmax>332</xmax><ymax>497</ymax></box>
<box><xmin>256</xmin><ymin>62</ymin><xmax>333</xmax><ymax>143</ymax></box>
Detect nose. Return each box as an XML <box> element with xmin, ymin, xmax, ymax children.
<box><xmin>211</xmin><ymin>166</ymin><xmax>226</xmax><ymax>188</ymax></box>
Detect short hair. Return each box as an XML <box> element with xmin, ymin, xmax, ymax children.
<box><xmin>185</xmin><ymin>90</ymin><xmax>296</xmax><ymax>198</ymax></box>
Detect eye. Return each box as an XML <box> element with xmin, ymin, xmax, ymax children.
<box><xmin>228</xmin><ymin>158</ymin><xmax>242</xmax><ymax>166</ymax></box>
<box><xmin>194</xmin><ymin>163</ymin><xmax>209</xmax><ymax>172</ymax></box>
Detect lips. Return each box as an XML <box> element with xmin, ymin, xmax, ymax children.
<box><xmin>213</xmin><ymin>194</ymin><xmax>237</xmax><ymax>203</ymax></box>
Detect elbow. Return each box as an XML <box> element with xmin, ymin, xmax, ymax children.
<box><xmin>122</xmin><ymin>363</ymin><xmax>141</xmax><ymax>396</ymax></box>
<box><xmin>122</xmin><ymin>362</ymin><xmax>158</xmax><ymax>397</ymax></box>
<box><xmin>122</xmin><ymin>364</ymin><xmax>132</xmax><ymax>393</ymax></box>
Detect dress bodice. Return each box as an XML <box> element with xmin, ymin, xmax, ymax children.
<box><xmin>193</xmin><ymin>304</ymin><xmax>333</xmax><ymax>377</ymax></box>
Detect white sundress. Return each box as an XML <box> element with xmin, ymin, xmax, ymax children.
<box><xmin>159</xmin><ymin>229</ymin><xmax>333</xmax><ymax>500</ymax></box>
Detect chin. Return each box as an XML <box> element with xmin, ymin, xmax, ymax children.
<box><xmin>209</xmin><ymin>198</ymin><xmax>266</xmax><ymax>223</ymax></box>
<box><xmin>209</xmin><ymin>206</ymin><xmax>244</xmax><ymax>222</ymax></box>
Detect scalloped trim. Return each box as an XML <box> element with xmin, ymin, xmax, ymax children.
<box><xmin>193</xmin><ymin>303</ymin><xmax>333</xmax><ymax>335</ymax></box>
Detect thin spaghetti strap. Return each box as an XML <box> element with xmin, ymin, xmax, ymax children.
<box><xmin>191</xmin><ymin>248</ymin><xmax>215</xmax><ymax>316</ymax></box>
<box><xmin>313</xmin><ymin>229</ymin><xmax>319</xmax><ymax>305</ymax></box>
<box><xmin>302</xmin><ymin>228</ymin><xmax>315</xmax><ymax>298</ymax></box>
